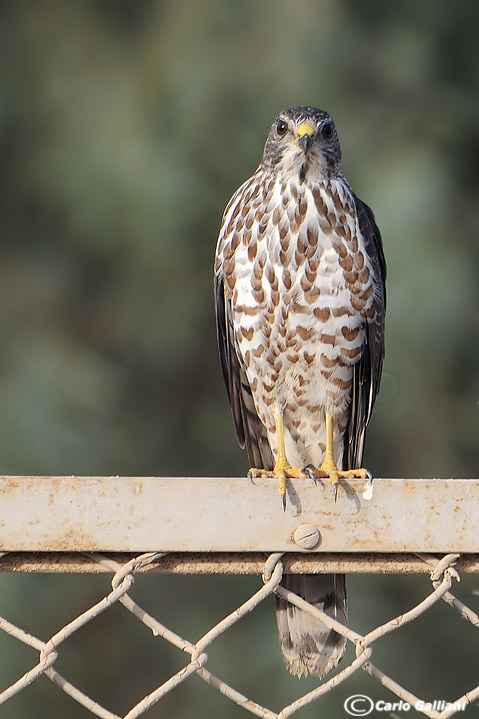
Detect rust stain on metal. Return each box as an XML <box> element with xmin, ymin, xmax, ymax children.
<box><xmin>1</xmin><ymin>552</ymin><xmax>479</xmax><ymax>575</ymax></box>
<box><xmin>0</xmin><ymin>477</ymin><xmax>22</xmax><ymax>493</ymax></box>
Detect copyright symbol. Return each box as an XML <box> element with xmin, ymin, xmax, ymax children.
<box><xmin>344</xmin><ymin>694</ymin><xmax>374</xmax><ymax>716</ymax></box>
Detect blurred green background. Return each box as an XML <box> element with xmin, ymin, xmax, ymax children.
<box><xmin>0</xmin><ymin>1</ymin><xmax>477</xmax><ymax>717</ymax></box>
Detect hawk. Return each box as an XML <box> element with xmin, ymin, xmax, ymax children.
<box><xmin>214</xmin><ymin>106</ymin><xmax>386</xmax><ymax>678</ymax></box>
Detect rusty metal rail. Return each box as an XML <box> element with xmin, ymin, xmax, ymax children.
<box><xmin>0</xmin><ymin>477</ymin><xmax>478</xmax><ymax>554</ymax></box>
<box><xmin>2</xmin><ymin>551</ymin><xmax>479</xmax><ymax>575</ymax></box>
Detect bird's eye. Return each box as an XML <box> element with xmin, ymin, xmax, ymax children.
<box><xmin>320</xmin><ymin>121</ymin><xmax>334</xmax><ymax>140</ymax></box>
<box><xmin>276</xmin><ymin>119</ymin><xmax>288</xmax><ymax>137</ymax></box>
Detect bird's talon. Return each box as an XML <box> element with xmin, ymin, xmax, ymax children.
<box><xmin>333</xmin><ymin>482</ymin><xmax>339</xmax><ymax>503</ymax></box>
<box><xmin>302</xmin><ymin>463</ymin><xmax>316</xmax><ymax>481</ymax></box>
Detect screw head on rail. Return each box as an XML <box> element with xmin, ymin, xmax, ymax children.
<box><xmin>293</xmin><ymin>524</ymin><xmax>321</xmax><ymax>550</ymax></box>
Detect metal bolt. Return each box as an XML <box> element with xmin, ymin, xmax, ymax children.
<box><xmin>293</xmin><ymin>523</ymin><xmax>321</xmax><ymax>550</ymax></box>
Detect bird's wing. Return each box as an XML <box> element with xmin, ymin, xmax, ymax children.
<box><xmin>214</xmin><ymin>272</ymin><xmax>274</xmax><ymax>471</ymax></box>
<box><xmin>344</xmin><ymin>195</ymin><xmax>387</xmax><ymax>469</ymax></box>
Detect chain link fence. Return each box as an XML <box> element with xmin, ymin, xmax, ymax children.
<box><xmin>0</xmin><ymin>550</ymin><xmax>478</xmax><ymax>719</ymax></box>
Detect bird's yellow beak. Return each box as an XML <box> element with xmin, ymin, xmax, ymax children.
<box><xmin>297</xmin><ymin>123</ymin><xmax>314</xmax><ymax>138</ymax></box>
<box><xmin>297</xmin><ymin>123</ymin><xmax>314</xmax><ymax>154</ymax></box>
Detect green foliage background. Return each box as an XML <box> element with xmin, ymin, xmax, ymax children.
<box><xmin>0</xmin><ymin>1</ymin><xmax>477</xmax><ymax>717</ymax></box>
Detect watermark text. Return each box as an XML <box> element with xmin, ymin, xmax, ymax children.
<box><xmin>344</xmin><ymin>694</ymin><xmax>466</xmax><ymax>716</ymax></box>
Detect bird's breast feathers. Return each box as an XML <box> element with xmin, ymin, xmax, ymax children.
<box><xmin>216</xmin><ymin>175</ymin><xmax>379</xmax><ymax>417</ymax></box>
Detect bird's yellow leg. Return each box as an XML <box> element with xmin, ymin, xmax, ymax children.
<box><xmin>274</xmin><ymin>415</ymin><xmax>290</xmax><ymax>508</ymax></box>
<box><xmin>248</xmin><ymin>414</ymin><xmax>305</xmax><ymax>509</ymax></box>
<box><xmin>318</xmin><ymin>413</ymin><xmax>340</xmax><ymax>494</ymax></box>
<box><xmin>310</xmin><ymin>412</ymin><xmax>370</xmax><ymax>500</ymax></box>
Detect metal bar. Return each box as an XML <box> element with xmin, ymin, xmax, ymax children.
<box><xmin>0</xmin><ymin>477</ymin><xmax>478</xmax><ymax>553</ymax></box>
<box><xmin>1</xmin><ymin>552</ymin><xmax>479</xmax><ymax>575</ymax></box>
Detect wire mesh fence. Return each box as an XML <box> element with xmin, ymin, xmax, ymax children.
<box><xmin>1</xmin><ymin>477</ymin><xmax>478</xmax><ymax>718</ymax></box>
<box><xmin>0</xmin><ymin>550</ymin><xmax>478</xmax><ymax>719</ymax></box>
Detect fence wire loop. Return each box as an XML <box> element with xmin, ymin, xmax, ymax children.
<box><xmin>0</xmin><ymin>548</ymin><xmax>478</xmax><ymax>718</ymax></box>
<box><xmin>428</xmin><ymin>553</ymin><xmax>461</xmax><ymax>584</ymax></box>
<box><xmin>262</xmin><ymin>552</ymin><xmax>284</xmax><ymax>583</ymax></box>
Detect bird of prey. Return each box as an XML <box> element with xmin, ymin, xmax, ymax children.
<box><xmin>214</xmin><ymin>106</ymin><xmax>386</xmax><ymax>679</ymax></box>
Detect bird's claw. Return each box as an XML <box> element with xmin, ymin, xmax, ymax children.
<box><xmin>362</xmin><ymin>470</ymin><xmax>374</xmax><ymax>500</ymax></box>
<box><xmin>333</xmin><ymin>480</ymin><xmax>339</xmax><ymax>503</ymax></box>
<box><xmin>301</xmin><ymin>463</ymin><xmax>316</xmax><ymax>481</ymax></box>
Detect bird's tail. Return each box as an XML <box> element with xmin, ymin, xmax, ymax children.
<box><xmin>275</xmin><ymin>573</ymin><xmax>347</xmax><ymax>678</ymax></box>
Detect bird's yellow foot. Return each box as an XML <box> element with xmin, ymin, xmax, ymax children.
<box><xmin>248</xmin><ymin>464</ymin><xmax>307</xmax><ymax>510</ymax></box>
<box><xmin>302</xmin><ymin>462</ymin><xmax>372</xmax><ymax>501</ymax></box>
<box><xmin>302</xmin><ymin>413</ymin><xmax>372</xmax><ymax>501</ymax></box>
<box><xmin>247</xmin><ymin>415</ymin><xmax>310</xmax><ymax>509</ymax></box>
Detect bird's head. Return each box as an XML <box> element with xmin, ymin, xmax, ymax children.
<box><xmin>261</xmin><ymin>106</ymin><xmax>342</xmax><ymax>181</ymax></box>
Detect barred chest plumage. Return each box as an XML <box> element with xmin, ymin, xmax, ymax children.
<box><xmin>215</xmin><ymin>169</ymin><xmax>378</xmax><ymax>468</ymax></box>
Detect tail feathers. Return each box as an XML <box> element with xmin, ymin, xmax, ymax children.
<box><xmin>276</xmin><ymin>573</ymin><xmax>347</xmax><ymax>679</ymax></box>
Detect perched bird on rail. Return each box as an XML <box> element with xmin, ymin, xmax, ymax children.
<box><xmin>214</xmin><ymin>106</ymin><xmax>386</xmax><ymax>679</ymax></box>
